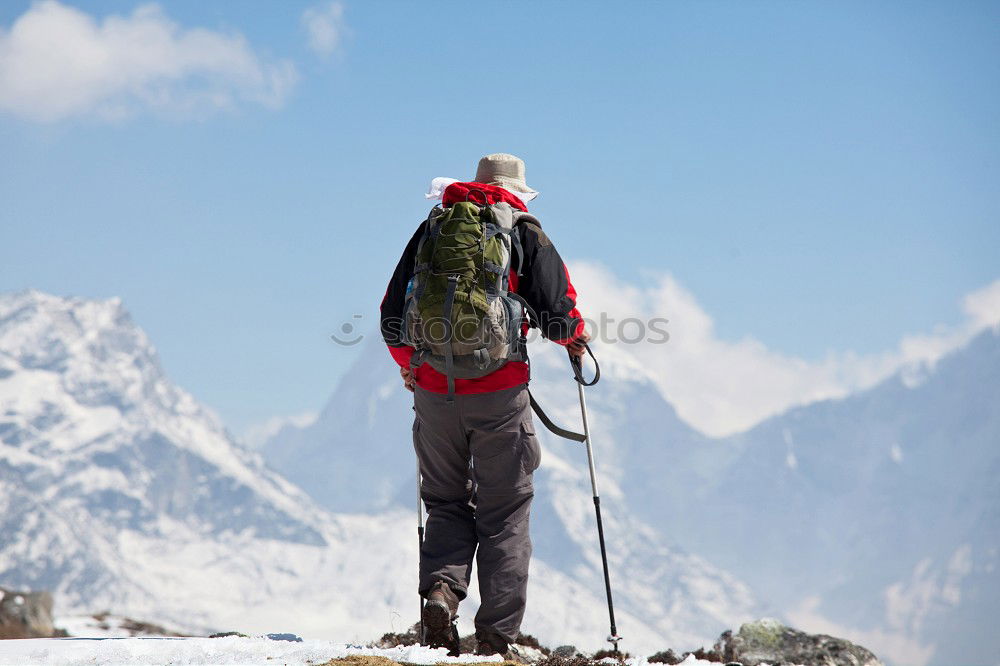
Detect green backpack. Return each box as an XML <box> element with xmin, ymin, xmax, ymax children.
<box><xmin>402</xmin><ymin>199</ymin><xmax>538</xmax><ymax>398</ymax></box>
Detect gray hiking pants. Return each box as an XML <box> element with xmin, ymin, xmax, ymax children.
<box><xmin>413</xmin><ymin>383</ymin><xmax>541</xmax><ymax>645</ymax></box>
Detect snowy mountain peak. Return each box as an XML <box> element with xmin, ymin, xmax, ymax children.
<box><xmin>0</xmin><ymin>289</ymin><xmax>186</xmax><ymax>421</ymax></box>
<box><xmin>1</xmin><ymin>289</ymin><xmax>134</xmax><ymax>369</ymax></box>
<box><xmin>0</xmin><ymin>290</ymin><xmax>339</xmax><ymax>630</ymax></box>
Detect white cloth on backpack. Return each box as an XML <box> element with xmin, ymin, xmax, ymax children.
<box><xmin>424</xmin><ymin>177</ymin><xmax>459</xmax><ymax>200</ymax></box>
<box><xmin>424</xmin><ymin>176</ymin><xmax>538</xmax><ymax>205</ymax></box>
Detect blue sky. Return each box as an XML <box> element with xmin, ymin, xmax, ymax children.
<box><xmin>1</xmin><ymin>1</ymin><xmax>998</xmax><ymax>436</ymax></box>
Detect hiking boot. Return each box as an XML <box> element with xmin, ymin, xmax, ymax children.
<box><xmin>476</xmin><ymin>639</ymin><xmax>533</xmax><ymax>664</ymax></box>
<box><xmin>421</xmin><ymin>582</ymin><xmax>459</xmax><ymax>652</ymax></box>
<box><xmin>474</xmin><ymin>632</ymin><xmax>509</xmax><ymax>657</ymax></box>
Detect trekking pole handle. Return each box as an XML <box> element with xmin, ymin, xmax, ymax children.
<box><xmin>569</xmin><ymin>342</ymin><xmax>600</xmax><ymax>386</ymax></box>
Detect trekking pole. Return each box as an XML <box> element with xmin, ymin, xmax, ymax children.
<box><xmin>416</xmin><ymin>461</ymin><xmax>425</xmax><ymax>645</ymax></box>
<box><xmin>570</xmin><ymin>344</ymin><xmax>622</xmax><ymax>654</ymax></box>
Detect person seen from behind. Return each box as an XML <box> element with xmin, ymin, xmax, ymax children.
<box><xmin>380</xmin><ymin>153</ymin><xmax>589</xmax><ymax>656</ymax></box>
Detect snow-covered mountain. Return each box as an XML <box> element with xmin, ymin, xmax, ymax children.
<box><xmin>265</xmin><ymin>320</ymin><xmax>1000</xmax><ymax>666</ymax></box>
<box><xmin>0</xmin><ymin>290</ymin><xmax>424</xmax><ymax>637</ymax></box>
<box><xmin>0</xmin><ymin>290</ymin><xmax>761</xmax><ymax>652</ymax></box>
<box><xmin>13</xmin><ymin>287</ymin><xmax>992</xmax><ymax>664</ymax></box>
<box><xmin>644</xmin><ymin>326</ymin><xmax>1000</xmax><ymax>666</ymax></box>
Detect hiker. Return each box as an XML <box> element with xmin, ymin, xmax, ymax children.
<box><xmin>380</xmin><ymin>154</ymin><xmax>589</xmax><ymax>656</ymax></box>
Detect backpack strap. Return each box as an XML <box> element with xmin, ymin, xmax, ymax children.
<box><xmin>509</xmin><ymin>228</ymin><xmax>524</xmax><ymax>277</ymax></box>
<box><xmin>508</xmin><ymin>292</ymin><xmax>540</xmax><ymax>330</ymax></box>
<box><xmin>410</xmin><ymin>348</ymin><xmax>428</xmax><ymax>372</ymax></box>
<box><xmin>441</xmin><ymin>275</ymin><xmax>460</xmax><ymax>402</ymax></box>
<box><xmin>509</xmin><ymin>211</ymin><xmax>539</xmax><ymax>277</ymax></box>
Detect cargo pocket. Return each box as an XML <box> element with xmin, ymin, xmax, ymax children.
<box><xmin>520</xmin><ymin>421</ymin><xmax>541</xmax><ymax>476</ymax></box>
<box><xmin>471</xmin><ymin>427</ymin><xmax>521</xmax><ymax>494</ymax></box>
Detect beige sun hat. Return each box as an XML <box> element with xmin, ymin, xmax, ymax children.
<box><xmin>474</xmin><ymin>153</ymin><xmax>539</xmax><ymax>201</ymax></box>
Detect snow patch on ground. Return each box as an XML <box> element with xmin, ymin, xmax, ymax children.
<box><xmin>0</xmin><ymin>637</ymin><xmax>752</xmax><ymax>666</ymax></box>
<box><xmin>0</xmin><ymin>637</ymin><xmax>501</xmax><ymax>666</ymax></box>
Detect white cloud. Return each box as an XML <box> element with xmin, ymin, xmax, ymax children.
<box><xmin>963</xmin><ymin>278</ymin><xmax>1000</xmax><ymax>331</ymax></box>
<box><xmin>568</xmin><ymin>263</ymin><xmax>1000</xmax><ymax>437</ymax></box>
<box><xmin>301</xmin><ymin>2</ymin><xmax>345</xmax><ymax>58</ymax></box>
<box><xmin>240</xmin><ymin>411</ymin><xmax>318</xmax><ymax>450</ymax></box>
<box><xmin>0</xmin><ymin>1</ymin><xmax>297</xmax><ymax>122</ymax></box>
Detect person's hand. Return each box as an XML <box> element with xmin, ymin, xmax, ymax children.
<box><xmin>400</xmin><ymin>366</ymin><xmax>416</xmax><ymax>392</ymax></box>
<box><xmin>566</xmin><ymin>330</ymin><xmax>591</xmax><ymax>358</ymax></box>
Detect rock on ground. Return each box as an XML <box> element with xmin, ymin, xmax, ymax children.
<box><xmin>0</xmin><ymin>587</ymin><xmax>55</xmax><ymax>639</ymax></box>
<box><xmin>713</xmin><ymin>618</ymin><xmax>883</xmax><ymax>666</ymax></box>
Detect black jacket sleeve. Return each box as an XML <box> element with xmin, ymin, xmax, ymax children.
<box><xmin>516</xmin><ymin>221</ymin><xmax>584</xmax><ymax>343</ymax></box>
<box><xmin>380</xmin><ymin>222</ymin><xmax>425</xmax><ymax>347</ymax></box>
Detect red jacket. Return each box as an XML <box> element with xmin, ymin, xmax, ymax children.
<box><xmin>380</xmin><ymin>182</ymin><xmax>584</xmax><ymax>394</ymax></box>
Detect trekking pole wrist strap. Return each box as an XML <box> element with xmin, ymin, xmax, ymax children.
<box><xmin>528</xmin><ymin>389</ymin><xmax>586</xmax><ymax>443</ymax></box>
<box><xmin>570</xmin><ymin>342</ymin><xmax>600</xmax><ymax>386</ymax></box>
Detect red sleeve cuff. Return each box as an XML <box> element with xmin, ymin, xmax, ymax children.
<box><xmin>388</xmin><ymin>345</ymin><xmax>414</xmax><ymax>368</ymax></box>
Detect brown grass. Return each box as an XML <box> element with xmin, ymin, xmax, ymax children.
<box><xmin>316</xmin><ymin>657</ymin><xmax>400</xmax><ymax>666</ymax></box>
<box><xmin>315</xmin><ymin>659</ymin><xmax>520</xmax><ymax>666</ymax></box>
